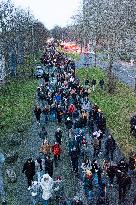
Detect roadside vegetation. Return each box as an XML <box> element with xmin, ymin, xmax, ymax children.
<box><xmin>0</xmin><ymin>78</ymin><xmax>37</xmax><ymax>139</ymax></box>
<box><xmin>57</xmin><ymin>47</ymin><xmax>80</xmax><ymax>61</ymax></box>
<box><xmin>65</xmin><ymin>51</ymin><xmax>80</xmax><ymax>61</ymax></box>
<box><xmin>77</xmin><ymin>67</ymin><xmax>136</xmax><ymax>157</ymax></box>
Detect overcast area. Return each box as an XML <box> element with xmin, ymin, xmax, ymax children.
<box><xmin>13</xmin><ymin>0</ymin><xmax>81</xmax><ymax>29</ymax></box>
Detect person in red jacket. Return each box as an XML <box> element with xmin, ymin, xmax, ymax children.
<box><xmin>68</xmin><ymin>104</ymin><xmax>76</xmax><ymax>118</ymax></box>
<box><xmin>52</xmin><ymin>142</ymin><xmax>61</xmax><ymax>167</ymax></box>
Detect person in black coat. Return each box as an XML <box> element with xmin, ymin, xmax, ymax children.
<box><xmin>55</xmin><ymin>128</ymin><xmax>63</xmax><ymax>145</ymax></box>
<box><xmin>65</xmin><ymin>117</ymin><xmax>73</xmax><ymax>134</ymax></box>
<box><xmin>128</xmin><ymin>154</ymin><xmax>136</xmax><ymax>175</ymax></box>
<box><xmin>56</xmin><ymin>105</ymin><xmax>63</xmax><ymax>123</ymax></box>
<box><xmin>34</xmin><ymin>105</ymin><xmax>42</xmax><ymax>124</ymax></box>
<box><xmin>99</xmin><ymin>79</ymin><xmax>104</xmax><ymax>89</ymax></box>
<box><xmin>117</xmin><ymin>171</ymin><xmax>132</xmax><ymax>202</ymax></box>
<box><xmin>39</xmin><ymin>126</ymin><xmax>48</xmax><ymax>143</ymax></box>
<box><xmin>105</xmin><ymin>135</ymin><xmax>116</xmax><ymax>161</ymax></box>
<box><xmin>22</xmin><ymin>158</ymin><xmax>35</xmax><ymax>189</ymax></box>
<box><xmin>107</xmin><ymin>163</ymin><xmax>117</xmax><ymax>186</ymax></box>
<box><xmin>44</xmin><ymin>155</ymin><xmax>53</xmax><ymax>177</ymax></box>
<box><xmin>70</xmin><ymin>147</ymin><xmax>79</xmax><ymax>173</ymax></box>
<box><xmin>96</xmin><ymin>110</ymin><xmax>106</xmax><ymax>133</ymax></box>
<box><xmin>117</xmin><ymin>159</ymin><xmax>129</xmax><ymax>173</ymax></box>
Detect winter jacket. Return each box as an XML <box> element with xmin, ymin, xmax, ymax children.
<box><xmin>70</xmin><ymin>149</ymin><xmax>78</xmax><ymax>161</ymax></box>
<box><xmin>65</xmin><ymin>119</ymin><xmax>73</xmax><ymax>129</ymax></box>
<box><xmin>93</xmin><ymin>138</ymin><xmax>100</xmax><ymax>149</ymax></box>
<box><xmin>107</xmin><ymin>165</ymin><xmax>117</xmax><ymax>179</ymax></box>
<box><xmin>52</xmin><ymin>144</ymin><xmax>61</xmax><ymax>156</ymax></box>
<box><xmin>105</xmin><ymin>138</ymin><xmax>116</xmax><ymax>151</ymax></box>
<box><xmin>55</xmin><ymin>131</ymin><xmax>63</xmax><ymax>145</ymax></box>
<box><xmin>118</xmin><ymin>173</ymin><xmax>131</xmax><ymax>188</ymax></box>
<box><xmin>82</xmin><ymin>101</ymin><xmax>91</xmax><ymax>112</ymax></box>
<box><xmin>40</xmin><ymin>174</ymin><xmax>54</xmax><ymax>200</ymax></box>
<box><xmin>128</xmin><ymin>156</ymin><xmax>136</xmax><ymax>171</ymax></box>
<box><xmin>22</xmin><ymin>161</ymin><xmax>35</xmax><ymax>177</ymax></box>
<box><xmin>55</xmin><ymin>95</ymin><xmax>61</xmax><ymax>104</ymax></box>
<box><xmin>53</xmin><ymin>180</ymin><xmax>64</xmax><ymax>198</ymax></box>
<box><xmin>68</xmin><ymin>104</ymin><xmax>76</xmax><ymax>114</ymax></box>
<box><xmin>117</xmin><ymin>161</ymin><xmax>129</xmax><ymax>173</ymax></box>
<box><xmin>84</xmin><ymin>175</ymin><xmax>93</xmax><ymax>190</ymax></box>
<box><xmin>68</xmin><ymin>140</ymin><xmax>79</xmax><ymax>154</ymax></box>
<box><xmin>45</xmin><ymin>158</ymin><xmax>53</xmax><ymax>177</ymax></box>
<box><xmin>40</xmin><ymin>143</ymin><xmax>52</xmax><ymax>155</ymax></box>
<box><xmin>34</xmin><ymin>108</ymin><xmax>42</xmax><ymax>118</ymax></box>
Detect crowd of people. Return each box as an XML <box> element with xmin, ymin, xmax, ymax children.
<box><xmin>22</xmin><ymin>43</ymin><xmax>136</xmax><ymax>205</ymax></box>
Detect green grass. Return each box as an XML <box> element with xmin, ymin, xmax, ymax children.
<box><xmin>0</xmin><ymin>78</ymin><xmax>38</xmax><ymax>138</ymax></box>
<box><xmin>65</xmin><ymin>51</ymin><xmax>80</xmax><ymax>61</ymax></box>
<box><xmin>57</xmin><ymin>47</ymin><xmax>80</xmax><ymax>60</ymax></box>
<box><xmin>77</xmin><ymin>67</ymin><xmax>136</xmax><ymax>157</ymax></box>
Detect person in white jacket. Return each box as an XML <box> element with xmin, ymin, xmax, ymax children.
<box><xmin>40</xmin><ymin>174</ymin><xmax>54</xmax><ymax>205</ymax></box>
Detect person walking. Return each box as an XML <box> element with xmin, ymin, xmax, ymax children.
<box><xmin>39</xmin><ymin>127</ymin><xmax>48</xmax><ymax>143</ymax></box>
<box><xmin>43</xmin><ymin>105</ymin><xmax>50</xmax><ymax>124</ymax></box>
<box><xmin>105</xmin><ymin>135</ymin><xmax>116</xmax><ymax>161</ymax></box>
<box><xmin>70</xmin><ymin>147</ymin><xmax>79</xmax><ymax>174</ymax></box>
<box><xmin>34</xmin><ymin>105</ymin><xmax>42</xmax><ymax>125</ymax></box>
<box><xmin>35</xmin><ymin>157</ymin><xmax>44</xmax><ymax>183</ymax></box>
<box><xmin>99</xmin><ymin>79</ymin><xmax>104</xmax><ymax>90</ymax></box>
<box><xmin>92</xmin><ymin>79</ymin><xmax>96</xmax><ymax>91</ymax></box>
<box><xmin>29</xmin><ymin>181</ymin><xmax>40</xmax><ymax>205</ymax></box>
<box><xmin>55</xmin><ymin>128</ymin><xmax>63</xmax><ymax>145</ymax></box>
<box><xmin>83</xmin><ymin>170</ymin><xmax>93</xmax><ymax>204</ymax></box>
<box><xmin>40</xmin><ymin>139</ymin><xmax>52</xmax><ymax>157</ymax></box>
<box><xmin>107</xmin><ymin>163</ymin><xmax>117</xmax><ymax>186</ymax></box>
<box><xmin>44</xmin><ymin>155</ymin><xmax>54</xmax><ymax>178</ymax></box>
<box><xmin>56</xmin><ymin>105</ymin><xmax>63</xmax><ymax>123</ymax></box>
<box><xmin>22</xmin><ymin>158</ymin><xmax>35</xmax><ymax>190</ymax></box>
<box><xmin>92</xmin><ymin>137</ymin><xmax>100</xmax><ymax>158</ymax></box>
<box><xmin>52</xmin><ymin>142</ymin><xmax>61</xmax><ymax>167</ymax></box>
<box><xmin>117</xmin><ymin>171</ymin><xmax>132</xmax><ymax>203</ymax></box>
<box><xmin>40</xmin><ymin>174</ymin><xmax>54</xmax><ymax>205</ymax></box>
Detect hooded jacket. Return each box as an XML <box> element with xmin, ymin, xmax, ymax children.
<box><xmin>40</xmin><ymin>174</ymin><xmax>54</xmax><ymax>200</ymax></box>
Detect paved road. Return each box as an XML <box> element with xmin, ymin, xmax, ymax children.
<box><xmin>76</xmin><ymin>53</ymin><xmax>136</xmax><ymax>89</ymax></box>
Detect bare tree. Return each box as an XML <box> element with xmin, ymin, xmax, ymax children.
<box><xmin>0</xmin><ymin>0</ymin><xmax>50</xmax><ymax>79</ymax></box>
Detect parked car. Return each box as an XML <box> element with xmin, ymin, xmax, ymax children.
<box><xmin>35</xmin><ymin>66</ymin><xmax>44</xmax><ymax>78</ymax></box>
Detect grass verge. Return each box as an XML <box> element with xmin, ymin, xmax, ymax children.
<box><xmin>57</xmin><ymin>47</ymin><xmax>80</xmax><ymax>61</ymax></box>
<box><xmin>76</xmin><ymin>67</ymin><xmax>136</xmax><ymax>157</ymax></box>
<box><xmin>0</xmin><ymin>78</ymin><xmax>38</xmax><ymax>139</ymax></box>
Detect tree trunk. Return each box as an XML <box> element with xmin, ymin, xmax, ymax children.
<box><xmin>108</xmin><ymin>56</ymin><xmax>115</xmax><ymax>94</ymax></box>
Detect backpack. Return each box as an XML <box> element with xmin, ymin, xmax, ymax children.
<box><xmin>53</xmin><ymin>145</ymin><xmax>60</xmax><ymax>155</ymax></box>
